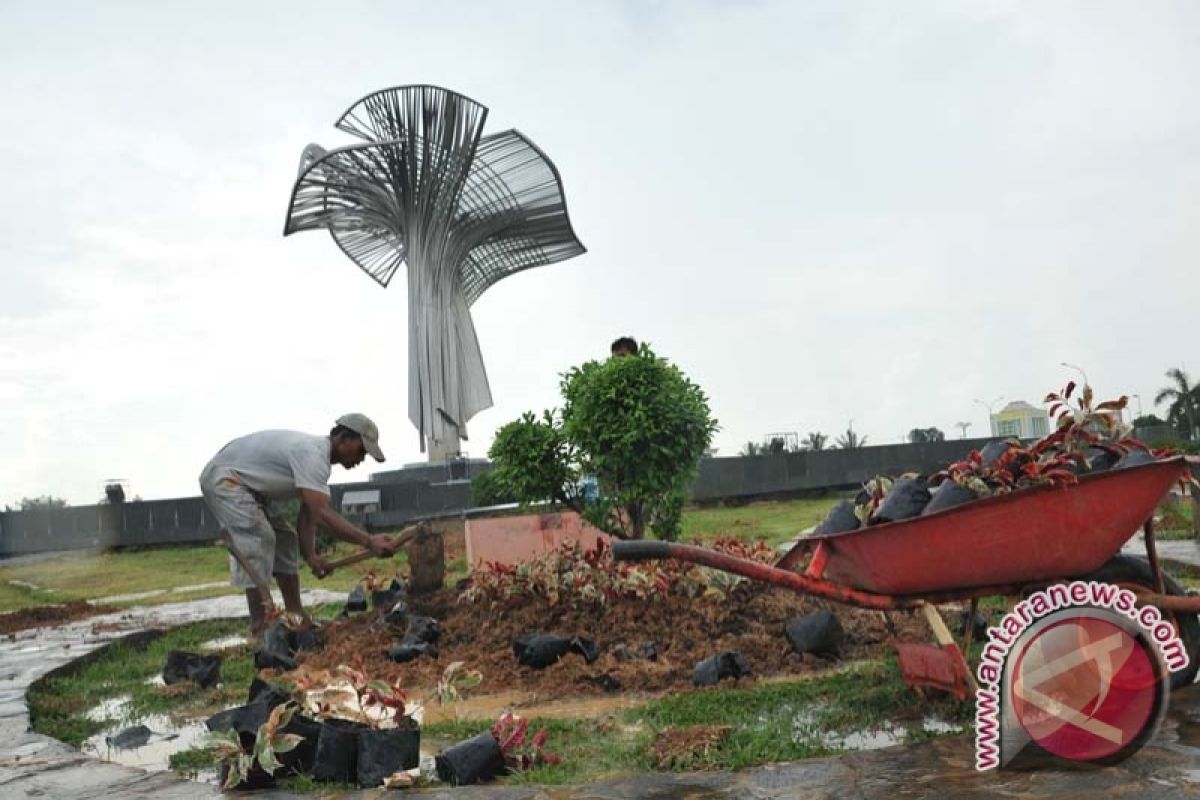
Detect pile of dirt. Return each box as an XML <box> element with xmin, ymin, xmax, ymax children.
<box><xmin>291</xmin><ymin>585</ymin><xmax>925</xmax><ymax>702</ymax></box>
<box><xmin>0</xmin><ymin>601</ymin><xmax>113</xmax><ymax>635</ymax></box>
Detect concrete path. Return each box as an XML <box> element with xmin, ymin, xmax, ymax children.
<box><xmin>1123</xmin><ymin>534</ymin><xmax>1200</xmax><ymax>570</ymax></box>
<box><xmin>4</xmin><ymin>593</ymin><xmax>1200</xmax><ymax>798</ymax></box>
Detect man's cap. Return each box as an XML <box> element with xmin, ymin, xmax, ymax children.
<box><xmin>336</xmin><ymin>413</ymin><xmax>385</xmax><ymax>462</ymax></box>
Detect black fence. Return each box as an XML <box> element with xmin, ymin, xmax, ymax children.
<box><xmin>0</xmin><ymin>438</ymin><xmax>1001</xmax><ymax>557</ymax></box>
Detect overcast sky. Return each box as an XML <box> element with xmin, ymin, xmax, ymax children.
<box><xmin>2</xmin><ymin>0</ymin><xmax>1198</xmax><ymax>506</ymax></box>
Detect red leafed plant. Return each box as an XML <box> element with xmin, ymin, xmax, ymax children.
<box><xmin>931</xmin><ymin>450</ymin><xmax>1011</xmax><ymax>497</ymax></box>
<box><xmin>491</xmin><ymin>712</ymin><xmax>561</xmax><ymax>771</ymax></box>
<box><xmin>934</xmin><ymin>440</ymin><xmax>1080</xmax><ymax>494</ymax></box>
<box><xmin>1040</xmin><ymin>380</ymin><xmax>1146</xmax><ymax>458</ymax></box>
<box><xmin>461</xmin><ymin>538</ymin><xmax>776</xmax><ymax>609</ymax></box>
<box><xmin>334</xmin><ymin>656</ymin><xmax>412</xmax><ymax>728</ymax></box>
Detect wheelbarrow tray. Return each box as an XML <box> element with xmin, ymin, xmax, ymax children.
<box><xmin>804</xmin><ymin>457</ymin><xmax>1188</xmax><ymax>596</ymax></box>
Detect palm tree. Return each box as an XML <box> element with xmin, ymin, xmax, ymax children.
<box><xmin>802</xmin><ymin>432</ymin><xmax>828</xmax><ymax>451</ymax></box>
<box><xmin>907</xmin><ymin>427</ymin><xmax>945</xmax><ymax>444</ymax></box>
<box><xmin>1155</xmin><ymin>368</ymin><xmax>1199</xmax><ymax>440</ymax></box>
<box><xmin>834</xmin><ymin>428</ymin><xmax>867</xmax><ymax>449</ymax></box>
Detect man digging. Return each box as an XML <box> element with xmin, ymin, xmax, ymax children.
<box><xmin>199</xmin><ymin>413</ymin><xmax>398</xmax><ymax>634</ymax></box>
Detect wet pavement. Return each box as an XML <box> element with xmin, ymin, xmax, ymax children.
<box><xmin>0</xmin><ymin>589</ymin><xmax>342</xmax><ymax>799</ymax></box>
<box><xmin>3</xmin><ymin>594</ymin><xmax>1200</xmax><ymax>798</ymax></box>
<box><xmin>1123</xmin><ymin>535</ymin><xmax>1200</xmax><ymax>569</ymax></box>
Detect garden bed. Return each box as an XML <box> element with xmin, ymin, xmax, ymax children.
<box><xmin>291</xmin><ymin>582</ymin><xmax>926</xmax><ymax>703</ymax></box>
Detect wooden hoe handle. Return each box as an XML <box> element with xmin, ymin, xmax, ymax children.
<box><xmin>324</xmin><ymin>524</ymin><xmax>423</xmax><ymax>571</ymax></box>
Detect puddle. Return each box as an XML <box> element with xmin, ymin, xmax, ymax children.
<box><xmin>169</xmin><ymin>582</ymin><xmax>230</xmax><ymax>594</ymax></box>
<box><xmin>921</xmin><ymin>716</ymin><xmax>963</xmax><ymax>735</ymax></box>
<box><xmin>825</xmin><ymin>723</ymin><xmax>906</xmax><ymax>750</ymax></box>
<box><xmin>82</xmin><ymin>713</ymin><xmax>210</xmax><ymax>772</ymax></box>
<box><xmin>86</xmin><ymin>695</ymin><xmax>133</xmax><ymax>723</ymax></box>
<box><xmin>199</xmin><ymin>635</ymin><xmax>246</xmax><ymax>652</ymax></box>
<box><xmin>7</xmin><ymin>580</ymin><xmax>43</xmax><ymax>591</ymax></box>
<box><xmin>787</xmin><ymin>704</ymin><xmax>964</xmax><ymax>752</ymax></box>
<box><xmin>96</xmin><ymin>590</ymin><xmax>168</xmax><ymax>604</ymax></box>
<box><xmin>93</xmin><ymin>581</ymin><xmax>233</xmax><ymax>606</ymax></box>
<box><xmin>422</xmin><ymin>689</ymin><xmax>645</xmax><ymax>724</ymax></box>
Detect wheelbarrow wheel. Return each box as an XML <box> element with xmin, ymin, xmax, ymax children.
<box><xmin>1083</xmin><ymin>555</ymin><xmax>1200</xmax><ymax>690</ymax></box>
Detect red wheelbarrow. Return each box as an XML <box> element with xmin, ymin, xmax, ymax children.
<box><xmin>613</xmin><ymin>456</ymin><xmax>1200</xmax><ymax>698</ymax></box>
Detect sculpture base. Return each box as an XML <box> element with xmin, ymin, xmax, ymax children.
<box><xmin>427</xmin><ymin>436</ymin><xmax>462</xmax><ymax>464</ymax></box>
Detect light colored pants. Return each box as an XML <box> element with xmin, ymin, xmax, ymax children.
<box><xmin>199</xmin><ymin>466</ymin><xmax>299</xmax><ymax>589</ymax></box>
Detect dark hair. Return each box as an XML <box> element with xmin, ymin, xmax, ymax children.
<box><xmin>330</xmin><ymin>424</ymin><xmax>362</xmax><ymax>441</ymax></box>
<box><xmin>610</xmin><ymin>336</ymin><xmax>638</xmax><ymax>355</ymax></box>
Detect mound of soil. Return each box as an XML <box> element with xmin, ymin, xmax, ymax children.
<box><xmin>0</xmin><ymin>601</ymin><xmax>113</xmax><ymax>635</ymax></box>
<box><xmin>292</xmin><ymin>585</ymin><xmax>924</xmax><ymax>702</ymax></box>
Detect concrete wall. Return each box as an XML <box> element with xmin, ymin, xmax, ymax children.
<box><xmin>688</xmin><ymin>437</ymin><xmax>1000</xmax><ymax>501</ymax></box>
<box><xmin>0</xmin><ymin>439</ymin><xmax>999</xmax><ymax>557</ymax></box>
<box><xmin>0</xmin><ymin>496</ymin><xmax>222</xmax><ymax>557</ymax></box>
<box><xmin>368</xmin><ymin>460</ymin><xmax>492</xmax><ymax>486</ymax></box>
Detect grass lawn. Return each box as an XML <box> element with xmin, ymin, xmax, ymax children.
<box><xmin>0</xmin><ymin>497</ymin><xmax>836</xmax><ymax>613</ymax></box>
<box><xmin>0</xmin><ymin>544</ymin><xmax>410</xmax><ymax>614</ymax></box>
<box><xmin>680</xmin><ymin>495</ymin><xmax>841</xmax><ymax>547</ymax></box>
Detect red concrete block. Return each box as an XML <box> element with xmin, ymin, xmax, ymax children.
<box><xmin>465</xmin><ymin>511</ymin><xmax>610</xmax><ymax>568</ymax></box>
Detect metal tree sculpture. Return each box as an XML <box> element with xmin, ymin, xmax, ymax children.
<box><xmin>284</xmin><ymin>85</ymin><xmax>586</xmax><ymax>459</ymax></box>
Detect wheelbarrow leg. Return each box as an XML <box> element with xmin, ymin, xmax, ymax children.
<box><xmin>960</xmin><ymin>598</ymin><xmax>980</xmax><ymax>652</ymax></box>
<box><xmin>895</xmin><ymin>603</ymin><xmax>976</xmax><ymax>702</ymax></box>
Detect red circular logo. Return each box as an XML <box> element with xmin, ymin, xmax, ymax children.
<box><xmin>1011</xmin><ymin>616</ymin><xmax>1158</xmax><ymax>761</ymax></box>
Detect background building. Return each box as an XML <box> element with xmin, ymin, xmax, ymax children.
<box><xmin>990</xmin><ymin>400</ymin><xmax>1051</xmax><ymax>439</ymax></box>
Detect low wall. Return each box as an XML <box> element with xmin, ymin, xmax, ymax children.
<box><xmin>0</xmin><ymin>438</ymin><xmax>1000</xmax><ymax>557</ymax></box>
<box><xmin>465</xmin><ymin>511</ymin><xmax>608</xmax><ymax>567</ymax></box>
<box><xmin>689</xmin><ymin>437</ymin><xmax>1000</xmax><ymax>501</ymax></box>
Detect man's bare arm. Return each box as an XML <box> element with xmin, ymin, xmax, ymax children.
<box><xmin>296</xmin><ymin>503</ymin><xmax>331</xmax><ymax>578</ymax></box>
<box><xmin>298</xmin><ymin>489</ymin><xmax>396</xmax><ymax>557</ymax></box>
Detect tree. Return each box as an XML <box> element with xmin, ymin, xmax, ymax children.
<box><xmin>766</xmin><ymin>437</ymin><xmax>787</xmax><ymax>455</ymax></box>
<box><xmin>488</xmin><ymin>411</ymin><xmax>583</xmax><ymax>510</ymax></box>
<box><xmin>488</xmin><ymin>345</ymin><xmax>718</xmax><ymax>540</ymax></box>
<box><xmin>1132</xmin><ymin>413</ymin><xmax>1165</xmax><ymax>429</ymax></box>
<box><xmin>907</xmin><ymin>427</ymin><xmax>946</xmax><ymax>444</ymax></box>
<box><xmin>17</xmin><ymin>496</ymin><xmax>68</xmax><ymax>511</ymax></box>
<box><xmin>1154</xmin><ymin>368</ymin><xmax>1199</xmax><ymax>439</ymax></box>
<box><xmin>739</xmin><ymin>441</ymin><xmax>761</xmax><ymax>457</ymax></box>
<box><xmin>834</xmin><ymin>428</ymin><xmax>868</xmax><ymax>449</ymax></box>
<box><xmin>471</xmin><ymin>469</ymin><xmax>518</xmax><ymax>507</ymax></box>
<box><xmin>802</xmin><ymin>432</ymin><xmax>828</xmax><ymax>451</ymax></box>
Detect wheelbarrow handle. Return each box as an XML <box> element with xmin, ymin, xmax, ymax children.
<box><xmin>611</xmin><ymin>540</ymin><xmax>671</xmax><ymax>562</ymax></box>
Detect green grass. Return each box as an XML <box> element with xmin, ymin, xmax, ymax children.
<box><xmin>681</xmin><ymin>496</ymin><xmax>842</xmax><ymax>547</ymax></box>
<box><xmin>420</xmin><ymin>658</ymin><xmax>971</xmax><ymax>784</ymax></box>
<box><xmin>0</xmin><ymin>543</ymin><xmax>408</xmax><ymax>614</ymax></box>
<box><xmin>168</xmin><ymin>744</ymin><xmax>218</xmax><ymax>776</ymax></box>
